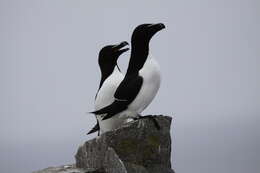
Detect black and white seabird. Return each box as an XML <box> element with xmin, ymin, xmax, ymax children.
<box><xmin>87</xmin><ymin>41</ymin><xmax>129</xmax><ymax>135</ymax></box>
<box><xmin>91</xmin><ymin>23</ymin><xmax>165</xmax><ymax>127</ymax></box>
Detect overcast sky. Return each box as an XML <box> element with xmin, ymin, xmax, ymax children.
<box><xmin>0</xmin><ymin>0</ymin><xmax>259</xmax><ymax>173</ymax></box>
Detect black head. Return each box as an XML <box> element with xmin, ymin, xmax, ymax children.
<box><xmin>98</xmin><ymin>41</ymin><xmax>129</xmax><ymax>69</ymax></box>
<box><xmin>131</xmin><ymin>23</ymin><xmax>165</xmax><ymax>45</ymax></box>
<box><xmin>126</xmin><ymin>23</ymin><xmax>165</xmax><ymax>75</ymax></box>
<box><xmin>96</xmin><ymin>41</ymin><xmax>129</xmax><ymax>93</ymax></box>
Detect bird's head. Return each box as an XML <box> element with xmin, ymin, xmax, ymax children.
<box><xmin>98</xmin><ymin>41</ymin><xmax>129</xmax><ymax>68</ymax></box>
<box><xmin>131</xmin><ymin>23</ymin><xmax>166</xmax><ymax>45</ymax></box>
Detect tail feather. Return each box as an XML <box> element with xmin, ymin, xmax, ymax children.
<box><xmin>87</xmin><ymin>123</ymin><xmax>100</xmax><ymax>135</ymax></box>
<box><xmin>91</xmin><ymin>101</ymin><xmax>127</xmax><ymax>120</ymax></box>
<box><xmin>89</xmin><ymin>109</ymin><xmax>103</xmax><ymax>115</ymax></box>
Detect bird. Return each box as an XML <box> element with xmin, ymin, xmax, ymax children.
<box><xmin>87</xmin><ymin>41</ymin><xmax>129</xmax><ymax>135</ymax></box>
<box><xmin>91</xmin><ymin>23</ymin><xmax>165</xmax><ymax>129</ymax></box>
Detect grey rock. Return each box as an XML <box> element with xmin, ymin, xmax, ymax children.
<box><xmin>103</xmin><ymin>147</ymin><xmax>127</xmax><ymax>173</ymax></box>
<box><xmin>34</xmin><ymin>115</ymin><xmax>174</xmax><ymax>173</ymax></box>
<box><xmin>75</xmin><ymin>115</ymin><xmax>174</xmax><ymax>173</ymax></box>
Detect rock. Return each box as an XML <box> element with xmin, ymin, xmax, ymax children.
<box><xmin>103</xmin><ymin>147</ymin><xmax>128</xmax><ymax>173</ymax></box>
<box><xmin>33</xmin><ymin>115</ymin><xmax>174</xmax><ymax>173</ymax></box>
<box><xmin>75</xmin><ymin>115</ymin><xmax>174</xmax><ymax>173</ymax></box>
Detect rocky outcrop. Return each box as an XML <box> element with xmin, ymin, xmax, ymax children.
<box><xmin>34</xmin><ymin>115</ymin><xmax>174</xmax><ymax>173</ymax></box>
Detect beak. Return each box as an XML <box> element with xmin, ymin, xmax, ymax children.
<box><xmin>149</xmin><ymin>23</ymin><xmax>166</xmax><ymax>35</ymax></box>
<box><xmin>113</xmin><ymin>41</ymin><xmax>129</xmax><ymax>55</ymax></box>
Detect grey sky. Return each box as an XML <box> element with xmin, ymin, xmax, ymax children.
<box><xmin>0</xmin><ymin>0</ymin><xmax>259</xmax><ymax>173</ymax></box>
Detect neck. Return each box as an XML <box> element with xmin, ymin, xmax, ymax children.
<box><xmin>99</xmin><ymin>65</ymin><xmax>116</xmax><ymax>89</ymax></box>
<box><xmin>126</xmin><ymin>42</ymin><xmax>149</xmax><ymax>75</ymax></box>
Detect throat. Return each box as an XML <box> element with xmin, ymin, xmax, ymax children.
<box><xmin>99</xmin><ymin>66</ymin><xmax>116</xmax><ymax>89</ymax></box>
<box><xmin>126</xmin><ymin>46</ymin><xmax>149</xmax><ymax>75</ymax></box>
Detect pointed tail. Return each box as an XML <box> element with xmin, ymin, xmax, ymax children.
<box><xmin>87</xmin><ymin>123</ymin><xmax>100</xmax><ymax>135</ymax></box>
<box><xmin>89</xmin><ymin>101</ymin><xmax>127</xmax><ymax>120</ymax></box>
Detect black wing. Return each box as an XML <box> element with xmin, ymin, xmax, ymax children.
<box><xmin>91</xmin><ymin>75</ymin><xmax>143</xmax><ymax>120</ymax></box>
<box><xmin>114</xmin><ymin>75</ymin><xmax>143</xmax><ymax>102</ymax></box>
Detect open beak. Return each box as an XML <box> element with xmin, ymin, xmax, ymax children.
<box><xmin>113</xmin><ymin>41</ymin><xmax>129</xmax><ymax>55</ymax></box>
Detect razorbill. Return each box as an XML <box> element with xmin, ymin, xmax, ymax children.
<box><xmin>91</xmin><ymin>23</ymin><xmax>165</xmax><ymax>128</ymax></box>
<box><xmin>87</xmin><ymin>41</ymin><xmax>129</xmax><ymax>135</ymax></box>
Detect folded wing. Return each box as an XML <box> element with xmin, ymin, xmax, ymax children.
<box><xmin>91</xmin><ymin>75</ymin><xmax>143</xmax><ymax>120</ymax></box>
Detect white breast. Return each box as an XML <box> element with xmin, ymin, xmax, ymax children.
<box><xmin>94</xmin><ymin>68</ymin><xmax>126</xmax><ymax>134</ymax></box>
<box><xmin>128</xmin><ymin>54</ymin><xmax>161</xmax><ymax>113</ymax></box>
<box><xmin>95</xmin><ymin>68</ymin><xmax>123</xmax><ymax>109</ymax></box>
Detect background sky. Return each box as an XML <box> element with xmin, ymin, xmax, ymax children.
<box><xmin>1</xmin><ymin>0</ymin><xmax>259</xmax><ymax>173</ymax></box>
